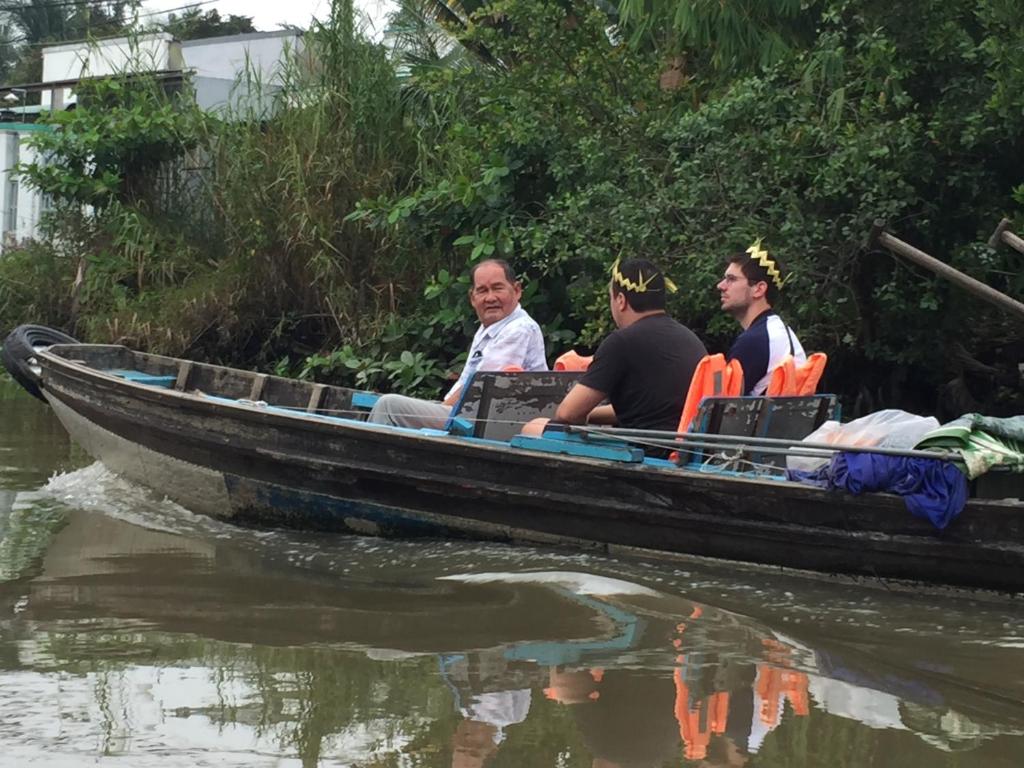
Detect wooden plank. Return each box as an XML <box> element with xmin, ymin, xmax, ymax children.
<box><xmin>1001</xmin><ymin>229</ymin><xmax>1024</xmax><ymax>255</ymax></box>
<box><xmin>175</xmin><ymin>361</ymin><xmax>192</xmax><ymax>391</ymax></box>
<box><xmin>249</xmin><ymin>374</ymin><xmax>268</xmax><ymax>402</ymax></box>
<box><xmin>307</xmin><ymin>383</ymin><xmax>327</xmax><ymax>414</ymax></box>
<box><xmin>106</xmin><ymin>369</ymin><xmax>177</xmax><ymax>387</ymax></box>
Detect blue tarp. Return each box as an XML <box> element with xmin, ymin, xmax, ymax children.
<box><xmin>789</xmin><ymin>452</ymin><xmax>968</xmax><ymax>530</ymax></box>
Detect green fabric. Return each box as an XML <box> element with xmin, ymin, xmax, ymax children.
<box><xmin>915</xmin><ymin>414</ymin><xmax>1024</xmax><ymax>479</ymax></box>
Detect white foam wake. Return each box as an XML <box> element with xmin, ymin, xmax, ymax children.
<box><xmin>438</xmin><ymin>570</ymin><xmax>660</xmax><ymax>597</ymax></box>
<box><xmin>39</xmin><ymin>462</ymin><xmax>235</xmax><ymax>540</ymax></box>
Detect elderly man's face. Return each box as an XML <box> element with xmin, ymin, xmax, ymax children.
<box><xmin>469</xmin><ymin>262</ymin><xmax>522</xmax><ymax>326</ymax></box>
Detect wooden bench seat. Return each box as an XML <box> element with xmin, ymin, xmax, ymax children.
<box><xmin>446</xmin><ymin>371</ymin><xmax>584</xmax><ymax>442</ymax></box>
<box><xmin>686</xmin><ymin>395</ymin><xmax>838</xmax><ymax>470</ymax></box>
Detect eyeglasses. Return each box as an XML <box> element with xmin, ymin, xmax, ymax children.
<box><xmin>720</xmin><ymin>274</ymin><xmax>748</xmax><ymax>285</ymax></box>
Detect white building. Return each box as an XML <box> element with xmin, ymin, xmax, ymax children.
<box><xmin>184</xmin><ymin>31</ymin><xmax>305</xmax><ymax>114</ymax></box>
<box><xmin>40</xmin><ymin>32</ymin><xmax>184</xmax><ymax>110</ymax></box>
<box><xmin>0</xmin><ymin>125</ymin><xmax>50</xmax><ymax>247</ymax></box>
<box><xmin>0</xmin><ymin>30</ymin><xmax>304</xmax><ymax>248</ymax></box>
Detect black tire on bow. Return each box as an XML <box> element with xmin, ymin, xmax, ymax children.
<box><xmin>1</xmin><ymin>324</ymin><xmax>78</xmax><ymax>401</ymax></box>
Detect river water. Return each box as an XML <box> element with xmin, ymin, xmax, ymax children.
<box><xmin>1</xmin><ymin>378</ymin><xmax>1023</xmax><ymax>767</ymax></box>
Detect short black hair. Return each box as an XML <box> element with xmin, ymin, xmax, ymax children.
<box><xmin>726</xmin><ymin>249</ymin><xmax>787</xmax><ymax>305</ymax></box>
<box><xmin>469</xmin><ymin>258</ymin><xmax>517</xmax><ymax>286</ymax></box>
<box><xmin>611</xmin><ymin>258</ymin><xmax>668</xmax><ymax>313</ymax></box>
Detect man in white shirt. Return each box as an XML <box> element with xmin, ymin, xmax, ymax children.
<box><xmin>367</xmin><ymin>259</ymin><xmax>548</xmax><ymax>429</ymax></box>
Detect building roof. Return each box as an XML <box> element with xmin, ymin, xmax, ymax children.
<box><xmin>37</xmin><ymin>29</ymin><xmax>303</xmax><ymax>56</ymax></box>
<box><xmin>180</xmin><ymin>30</ymin><xmax>304</xmax><ymax>47</ymax></box>
<box><xmin>0</xmin><ymin>122</ymin><xmax>55</xmax><ymax>133</ymax></box>
<box><xmin>42</xmin><ymin>31</ymin><xmax>174</xmax><ymax>55</ymax></box>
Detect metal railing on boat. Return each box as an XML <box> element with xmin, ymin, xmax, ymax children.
<box><xmin>565</xmin><ymin>425</ymin><xmax>961</xmax><ymax>463</ymax></box>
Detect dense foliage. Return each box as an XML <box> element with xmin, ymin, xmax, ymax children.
<box><xmin>164</xmin><ymin>8</ymin><xmax>256</xmax><ymax>40</ymax></box>
<box><xmin>19</xmin><ymin>77</ymin><xmax>204</xmax><ymax>209</ymax></box>
<box><xmin>1</xmin><ymin>0</ymin><xmax>1022</xmax><ymax>415</ymax></box>
<box><xmin>357</xmin><ymin>0</ymin><xmax>1024</xmax><ymax>414</ymax></box>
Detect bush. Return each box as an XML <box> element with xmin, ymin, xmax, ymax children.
<box><xmin>0</xmin><ymin>240</ymin><xmax>74</xmax><ymax>337</ymax></box>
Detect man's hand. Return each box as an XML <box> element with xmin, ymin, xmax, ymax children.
<box><xmin>583</xmin><ymin>404</ymin><xmax>617</xmax><ymax>426</ymax></box>
<box><xmin>553</xmin><ymin>383</ymin><xmax>607</xmax><ymax>425</ymax></box>
<box><xmin>521</xmin><ymin>385</ymin><xmax>613</xmax><ymax>437</ymax></box>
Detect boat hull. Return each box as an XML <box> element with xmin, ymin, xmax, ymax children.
<box><xmin>36</xmin><ymin>347</ymin><xmax>1024</xmax><ymax>593</ymax></box>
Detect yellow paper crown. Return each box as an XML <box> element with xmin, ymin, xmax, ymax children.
<box><xmin>746</xmin><ymin>238</ymin><xmax>786</xmax><ymax>291</ymax></box>
<box><xmin>611</xmin><ymin>258</ymin><xmax>678</xmax><ymax>294</ymax></box>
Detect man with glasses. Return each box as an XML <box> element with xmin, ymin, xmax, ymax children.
<box><xmin>367</xmin><ymin>259</ymin><xmax>548</xmax><ymax>429</ymax></box>
<box><xmin>718</xmin><ymin>240</ymin><xmax>806</xmax><ymax>396</ymax></box>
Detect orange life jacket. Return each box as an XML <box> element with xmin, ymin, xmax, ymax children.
<box><xmin>755</xmin><ymin>664</ymin><xmax>810</xmax><ymax>725</ymax></box>
<box><xmin>553</xmin><ymin>350</ymin><xmax>593</xmax><ymax>371</ymax></box>
<box><xmin>677</xmin><ymin>354</ymin><xmax>744</xmax><ymax>433</ymax></box>
<box><xmin>766</xmin><ymin>351</ymin><xmax>827</xmax><ymax>397</ymax></box>
<box><xmin>674</xmin><ymin>669</ymin><xmax>730</xmax><ymax>760</ymax></box>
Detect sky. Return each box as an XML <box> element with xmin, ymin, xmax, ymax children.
<box><xmin>140</xmin><ymin>0</ymin><xmax>396</xmax><ymax>35</ymax></box>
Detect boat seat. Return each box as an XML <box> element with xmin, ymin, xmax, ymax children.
<box><xmin>445</xmin><ymin>371</ymin><xmax>584</xmax><ymax>442</ymax></box>
<box><xmin>685</xmin><ymin>394</ymin><xmax>838</xmax><ymax>470</ymax></box>
<box><xmin>351</xmin><ymin>391</ymin><xmax>380</xmax><ymax>411</ymax></box>
<box><xmin>511</xmin><ymin>428</ymin><xmax>645</xmax><ymax>463</ymax></box>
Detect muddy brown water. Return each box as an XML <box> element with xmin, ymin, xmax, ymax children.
<box><xmin>1</xmin><ymin>378</ymin><xmax>1023</xmax><ymax>767</ymax></box>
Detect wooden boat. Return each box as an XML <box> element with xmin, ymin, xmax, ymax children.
<box><xmin>4</xmin><ymin>331</ymin><xmax>1024</xmax><ymax>593</ymax></box>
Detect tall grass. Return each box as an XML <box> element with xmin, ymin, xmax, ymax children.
<box><xmin>202</xmin><ymin>0</ymin><xmax>427</xmax><ymax>361</ymax></box>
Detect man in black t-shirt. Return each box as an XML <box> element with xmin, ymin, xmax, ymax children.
<box><xmin>523</xmin><ymin>258</ymin><xmax>706</xmax><ymax>435</ymax></box>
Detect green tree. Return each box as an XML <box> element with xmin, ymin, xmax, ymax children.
<box><xmin>3</xmin><ymin>1</ymin><xmax>139</xmax><ymax>85</ymax></box>
<box><xmin>5</xmin><ymin>0</ymin><xmax>1023</xmax><ymax>414</ymax></box>
<box><xmin>163</xmin><ymin>8</ymin><xmax>258</xmax><ymax>41</ymax></box>
<box><xmin>20</xmin><ymin>76</ymin><xmax>204</xmax><ymax>209</ymax></box>
<box><xmin>616</xmin><ymin>0</ymin><xmax>820</xmax><ymax>72</ymax></box>
<box><xmin>15</xmin><ymin>75</ymin><xmax>208</xmax><ymax>335</ymax></box>
<box><xmin>7</xmin><ymin>0</ymin><xmax>138</xmax><ymax>44</ymax></box>
<box><xmin>0</xmin><ymin>23</ymin><xmax>18</xmax><ymax>81</ymax></box>
<box><xmin>385</xmin><ymin>0</ymin><xmax>479</xmax><ymax>79</ymax></box>
<box><xmin>360</xmin><ymin>0</ymin><xmax>1024</xmax><ymax>415</ymax></box>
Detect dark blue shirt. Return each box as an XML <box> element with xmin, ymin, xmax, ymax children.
<box><xmin>727</xmin><ymin>310</ymin><xmax>806</xmax><ymax>396</ymax></box>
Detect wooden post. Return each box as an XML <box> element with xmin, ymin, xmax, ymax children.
<box><xmin>988</xmin><ymin>218</ymin><xmax>1024</xmax><ymax>256</ymax></box>
<box><xmin>868</xmin><ymin>220</ymin><xmax>1024</xmax><ymax>322</ymax></box>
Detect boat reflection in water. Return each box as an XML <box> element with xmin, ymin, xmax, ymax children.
<box><xmin>1</xmin><ymin>464</ymin><xmax>1023</xmax><ymax>766</ymax></box>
